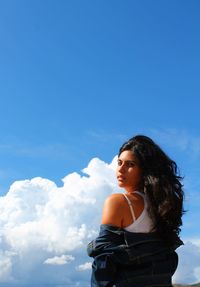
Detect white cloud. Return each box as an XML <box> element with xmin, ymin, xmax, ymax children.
<box><xmin>0</xmin><ymin>155</ymin><xmax>199</xmax><ymax>286</ymax></box>
<box><xmin>0</xmin><ymin>251</ymin><xmax>13</xmax><ymax>283</ymax></box>
<box><xmin>0</xmin><ymin>156</ymin><xmax>120</xmax><ymax>286</ymax></box>
<box><xmin>173</xmin><ymin>239</ymin><xmax>200</xmax><ymax>284</ymax></box>
<box><xmin>76</xmin><ymin>262</ymin><xmax>92</xmax><ymax>271</ymax></box>
<box><xmin>44</xmin><ymin>255</ymin><xmax>75</xmax><ymax>265</ymax></box>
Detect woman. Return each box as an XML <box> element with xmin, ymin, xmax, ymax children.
<box><xmin>87</xmin><ymin>135</ymin><xmax>184</xmax><ymax>287</ymax></box>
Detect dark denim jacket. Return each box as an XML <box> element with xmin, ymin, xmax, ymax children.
<box><xmin>87</xmin><ymin>224</ymin><xmax>183</xmax><ymax>287</ymax></box>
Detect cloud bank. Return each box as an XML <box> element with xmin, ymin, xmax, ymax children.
<box><xmin>0</xmin><ymin>156</ymin><xmax>199</xmax><ymax>286</ymax></box>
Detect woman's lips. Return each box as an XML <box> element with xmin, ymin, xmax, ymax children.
<box><xmin>117</xmin><ymin>176</ymin><xmax>125</xmax><ymax>181</ymax></box>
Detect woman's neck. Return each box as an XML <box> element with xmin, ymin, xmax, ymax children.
<box><xmin>124</xmin><ymin>187</ymin><xmax>139</xmax><ymax>194</ymax></box>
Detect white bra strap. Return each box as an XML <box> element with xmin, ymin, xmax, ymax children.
<box><xmin>123</xmin><ymin>194</ymin><xmax>136</xmax><ymax>221</ymax></box>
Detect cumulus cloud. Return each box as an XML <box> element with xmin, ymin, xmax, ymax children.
<box><xmin>0</xmin><ymin>251</ymin><xmax>13</xmax><ymax>283</ymax></box>
<box><xmin>173</xmin><ymin>239</ymin><xmax>200</xmax><ymax>284</ymax></box>
<box><xmin>76</xmin><ymin>262</ymin><xmax>92</xmax><ymax>271</ymax></box>
<box><xmin>0</xmin><ymin>156</ymin><xmax>120</xmax><ymax>287</ymax></box>
<box><xmin>44</xmin><ymin>255</ymin><xmax>75</xmax><ymax>265</ymax></box>
<box><xmin>0</xmin><ymin>155</ymin><xmax>199</xmax><ymax>286</ymax></box>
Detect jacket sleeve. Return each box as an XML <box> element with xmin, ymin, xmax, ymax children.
<box><xmin>91</xmin><ymin>253</ymin><xmax>117</xmax><ymax>286</ymax></box>
<box><xmin>87</xmin><ymin>225</ymin><xmax>123</xmax><ymax>286</ymax></box>
<box><xmin>87</xmin><ymin>225</ymin><xmax>124</xmax><ymax>257</ymax></box>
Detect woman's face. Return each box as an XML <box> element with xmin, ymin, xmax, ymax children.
<box><xmin>116</xmin><ymin>150</ymin><xmax>142</xmax><ymax>192</ymax></box>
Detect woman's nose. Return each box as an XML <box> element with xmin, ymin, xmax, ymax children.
<box><xmin>118</xmin><ymin>163</ymin><xmax>126</xmax><ymax>172</ymax></box>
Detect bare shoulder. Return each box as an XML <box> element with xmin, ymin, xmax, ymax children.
<box><xmin>103</xmin><ymin>193</ymin><xmax>126</xmax><ymax>209</ymax></box>
<box><xmin>101</xmin><ymin>193</ymin><xmax>125</xmax><ymax>226</ymax></box>
<box><xmin>104</xmin><ymin>193</ymin><xmax>125</xmax><ymax>203</ymax></box>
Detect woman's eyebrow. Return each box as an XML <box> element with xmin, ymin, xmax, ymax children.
<box><xmin>126</xmin><ymin>160</ymin><xmax>137</xmax><ymax>164</ymax></box>
<box><xmin>118</xmin><ymin>159</ymin><xmax>137</xmax><ymax>164</ymax></box>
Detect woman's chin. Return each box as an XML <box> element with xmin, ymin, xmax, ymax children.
<box><xmin>117</xmin><ymin>181</ymin><xmax>125</xmax><ymax>188</ymax></box>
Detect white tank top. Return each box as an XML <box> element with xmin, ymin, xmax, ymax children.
<box><xmin>123</xmin><ymin>191</ymin><xmax>154</xmax><ymax>233</ymax></box>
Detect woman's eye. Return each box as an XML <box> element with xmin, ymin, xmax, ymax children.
<box><xmin>127</xmin><ymin>162</ymin><xmax>135</xmax><ymax>167</ymax></box>
<box><xmin>117</xmin><ymin>160</ymin><xmax>122</xmax><ymax>166</ymax></box>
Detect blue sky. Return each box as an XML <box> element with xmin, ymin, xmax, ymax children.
<box><xmin>0</xmin><ymin>1</ymin><xmax>200</xmax><ymax>286</ymax></box>
<box><xmin>0</xmin><ymin>0</ymin><xmax>199</xmax><ymax>192</ymax></box>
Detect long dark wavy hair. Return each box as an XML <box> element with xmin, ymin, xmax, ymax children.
<box><xmin>119</xmin><ymin>135</ymin><xmax>185</xmax><ymax>244</ymax></box>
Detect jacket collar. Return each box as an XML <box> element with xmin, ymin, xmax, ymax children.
<box><xmin>99</xmin><ymin>224</ymin><xmax>183</xmax><ymax>249</ymax></box>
